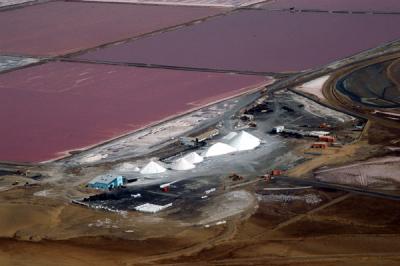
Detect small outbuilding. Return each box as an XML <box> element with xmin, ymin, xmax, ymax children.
<box><xmin>319</xmin><ymin>136</ymin><xmax>336</xmax><ymax>142</ymax></box>
<box><xmin>273</xmin><ymin>126</ymin><xmax>285</xmax><ymax>133</ymax></box>
<box><xmin>88</xmin><ymin>174</ymin><xmax>124</xmax><ymax>190</ymax></box>
<box><xmin>311</xmin><ymin>142</ymin><xmax>328</xmax><ymax>149</ymax></box>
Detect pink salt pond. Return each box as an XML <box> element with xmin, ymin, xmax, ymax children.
<box><xmin>0</xmin><ymin>62</ymin><xmax>270</xmax><ymax>163</ymax></box>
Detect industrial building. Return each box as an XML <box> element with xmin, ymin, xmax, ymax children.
<box><xmin>311</xmin><ymin>142</ymin><xmax>328</xmax><ymax>149</ymax></box>
<box><xmin>88</xmin><ymin>174</ymin><xmax>124</xmax><ymax>190</ymax></box>
<box><xmin>319</xmin><ymin>135</ymin><xmax>336</xmax><ymax>142</ymax></box>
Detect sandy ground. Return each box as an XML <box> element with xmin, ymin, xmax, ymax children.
<box><xmin>315</xmin><ymin>156</ymin><xmax>400</xmax><ymax>186</ymax></box>
<box><xmin>3</xmin><ymin>190</ymin><xmax>400</xmax><ymax>266</ymax></box>
<box><xmin>286</xmin><ymin>139</ymin><xmax>380</xmax><ymax>178</ymax></box>
<box><xmin>0</xmin><ymin>175</ymin><xmax>38</xmax><ymax>192</ymax></box>
<box><xmin>287</xmin><ymin>90</ymin><xmax>353</xmax><ymax>123</ymax></box>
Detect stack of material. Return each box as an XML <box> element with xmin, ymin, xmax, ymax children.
<box><xmin>183</xmin><ymin>152</ymin><xmax>203</xmax><ymax>164</ymax></box>
<box><xmin>309</xmin><ymin>131</ymin><xmax>330</xmax><ymax>137</ymax></box>
<box><xmin>171</xmin><ymin>158</ymin><xmax>195</xmax><ymax>171</ymax></box>
<box><xmin>221</xmin><ymin>131</ymin><xmax>238</xmax><ymax>141</ymax></box>
<box><xmin>116</xmin><ymin>162</ymin><xmax>140</xmax><ymax>172</ymax></box>
<box><xmin>140</xmin><ymin>161</ymin><xmax>166</xmax><ymax>174</ymax></box>
<box><xmin>228</xmin><ymin>131</ymin><xmax>260</xmax><ymax>151</ymax></box>
<box><xmin>204</xmin><ymin>142</ymin><xmax>237</xmax><ymax>157</ymax></box>
<box><xmin>80</xmin><ymin>153</ymin><xmax>108</xmax><ymax>163</ymax></box>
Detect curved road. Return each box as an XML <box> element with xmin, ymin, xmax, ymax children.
<box><xmin>323</xmin><ymin>53</ymin><xmax>400</xmax><ymax>128</ymax></box>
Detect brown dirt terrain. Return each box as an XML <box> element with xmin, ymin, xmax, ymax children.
<box><xmin>158</xmin><ymin>193</ymin><xmax>400</xmax><ymax>266</ymax></box>
<box><xmin>3</xmin><ymin>159</ymin><xmax>400</xmax><ymax>266</ymax></box>
<box><xmin>3</xmin><ymin>189</ymin><xmax>400</xmax><ymax>266</ymax></box>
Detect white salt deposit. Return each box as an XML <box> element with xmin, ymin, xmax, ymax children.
<box><xmin>295</xmin><ymin>75</ymin><xmax>330</xmax><ymax>100</ymax></box>
<box><xmin>221</xmin><ymin>131</ymin><xmax>238</xmax><ymax>141</ymax></box>
<box><xmin>80</xmin><ymin>153</ymin><xmax>108</xmax><ymax>163</ymax></box>
<box><xmin>140</xmin><ymin>161</ymin><xmax>166</xmax><ymax>174</ymax></box>
<box><xmin>228</xmin><ymin>131</ymin><xmax>260</xmax><ymax>151</ymax></box>
<box><xmin>171</xmin><ymin>158</ymin><xmax>195</xmax><ymax>171</ymax></box>
<box><xmin>116</xmin><ymin>162</ymin><xmax>140</xmax><ymax>172</ymax></box>
<box><xmin>134</xmin><ymin>203</ymin><xmax>172</xmax><ymax>213</ymax></box>
<box><xmin>204</xmin><ymin>142</ymin><xmax>237</xmax><ymax>157</ymax></box>
<box><xmin>183</xmin><ymin>152</ymin><xmax>203</xmax><ymax>164</ymax></box>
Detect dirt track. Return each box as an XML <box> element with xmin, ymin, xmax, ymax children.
<box><xmin>323</xmin><ymin>52</ymin><xmax>400</xmax><ymax>128</ymax></box>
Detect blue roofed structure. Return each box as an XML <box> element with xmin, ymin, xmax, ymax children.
<box><xmin>88</xmin><ymin>174</ymin><xmax>124</xmax><ymax>190</ymax></box>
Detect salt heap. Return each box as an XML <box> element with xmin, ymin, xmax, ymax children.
<box><xmin>140</xmin><ymin>161</ymin><xmax>166</xmax><ymax>174</ymax></box>
<box><xmin>117</xmin><ymin>162</ymin><xmax>140</xmax><ymax>172</ymax></box>
<box><xmin>80</xmin><ymin>153</ymin><xmax>108</xmax><ymax>163</ymax></box>
<box><xmin>183</xmin><ymin>152</ymin><xmax>203</xmax><ymax>164</ymax></box>
<box><xmin>228</xmin><ymin>131</ymin><xmax>260</xmax><ymax>151</ymax></box>
<box><xmin>222</xmin><ymin>131</ymin><xmax>238</xmax><ymax>141</ymax></box>
<box><xmin>171</xmin><ymin>158</ymin><xmax>195</xmax><ymax>171</ymax></box>
<box><xmin>204</xmin><ymin>142</ymin><xmax>237</xmax><ymax>157</ymax></box>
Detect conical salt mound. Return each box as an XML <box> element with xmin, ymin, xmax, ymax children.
<box><xmin>204</xmin><ymin>142</ymin><xmax>237</xmax><ymax>157</ymax></box>
<box><xmin>183</xmin><ymin>152</ymin><xmax>203</xmax><ymax>164</ymax></box>
<box><xmin>140</xmin><ymin>161</ymin><xmax>166</xmax><ymax>174</ymax></box>
<box><xmin>171</xmin><ymin>158</ymin><xmax>195</xmax><ymax>171</ymax></box>
<box><xmin>222</xmin><ymin>131</ymin><xmax>238</xmax><ymax>141</ymax></box>
<box><xmin>228</xmin><ymin>131</ymin><xmax>260</xmax><ymax>151</ymax></box>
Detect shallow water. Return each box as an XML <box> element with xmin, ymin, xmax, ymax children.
<box><xmin>0</xmin><ymin>62</ymin><xmax>267</xmax><ymax>162</ymax></box>
<box><xmin>77</xmin><ymin>10</ymin><xmax>400</xmax><ymax>73</ymax></box>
